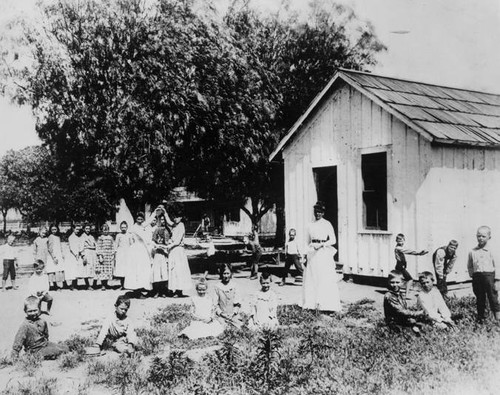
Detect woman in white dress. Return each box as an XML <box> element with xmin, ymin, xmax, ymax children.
<box><xmin>124</xmin><ymin>212</ymin><xmax>154</xmax><ymax>296</ymax></box>
<box><xmin>302</xmin><ymin>201</ymin><xmax>342</xmax><ymax>312</ymax></box>
<box><xmin>66</xmin><ymin>223</ymin><xmax>83</xmax><ymax>290</ymax></box>
<box><xmin>114</xmin><ymin>221</ymin><xmax>133</xmax><ymax>290</ymax></box>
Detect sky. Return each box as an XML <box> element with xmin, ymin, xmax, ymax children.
<box><xmin>0</xmin><ymin>0</ymin><xmax>499</xmax><ymax>156</ymax></box>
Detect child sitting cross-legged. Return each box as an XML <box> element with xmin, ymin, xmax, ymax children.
<box><xmin>27</xmin><ymin>260</ymin><xmax>53</xmax><ymax>315</ymax></box>
<box><xmin>180</xmin><ymin>278</ymin><xmax>224</xmax><ymax>339</ymax></box>
<box><xmin>416</xmin><ymin>271</ymin><xmax>455</xmax><ymax>329</ymax></box>
<box><xmin>384</xmin><ymin>270</ymin><xmax>425</xmax><ymax>335</ymax></box>
<box><xmin>11</xmin><ymin>296</ymin><xmax>68</xmax><ymax>360</ymax></box>
<box><xmin>95</xmin><ymin>295</ymin><xmax>137</xmax><ymax>355</ymax></box>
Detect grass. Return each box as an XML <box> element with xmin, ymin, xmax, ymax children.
<box><xmin>1</xmin><ymin>377</ymin><xmax>58</xmax><ymax>395</ymax></box>
<box><xmin>15</xmin><ymin>352</ymin><xmax>42</xmax><ymax>377</ymax></box>
<box><xmin>77</xmin><ymin>295</ymin><xmax>500</xmax><ymax>394</ymax></box>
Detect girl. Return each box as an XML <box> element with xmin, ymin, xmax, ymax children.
<box><xmin>114</xmin><ymin>221</ymin><xmax>133</xmax><ymax>290</ymax></box>
<box><xmin>95</xmin><ymin>295</ymin><xmax>137</xmax><ymax>355</ymax></box>
<box><xmin>166</xmin><ymin>209</ymin><xmax>192</xmax><ymax>297</ymax></box>
<box><xmin>151</xmin><ymin>215</ymin><xmax>170</xmax><ymax>298</ymax></box>
<box><xmin>96</xmin><ymin>224</ymin><xmax>115</xmax><ymax>290</ymax></box>
<box><xmin>33</xmin><ymin>227</ymin><xmax>49</xmax><ymax>266</ymax></box>
<box><xmin>124</xmin><ymin>212</ymin><xmax>154</xmax><ymax>297</ymax></box>
<box><xmin>81</xmin><ymin>223</ymin><xmax>97</xmax><ymax>290</ymax></box>
<box><xmin>66</xmin><ymin>223</ymin><xmax>83</xmax><ymax>291</ymax></box>
<box><xmin>180</xmin><ymin>278</ymin><xmax>224</xmax><ymax>339</ymax></box>
<box><xmin>249</xmin><ymin>271</ymin><xmax>279</xmax><ymax>330</ymax></box>
<box><xmin>214</xmin><ymin>264</ymin><xmax>243</xmax><ymax>328</ymax></box>
<box><xmin>46</xmin><ymin>224</ymin><xmax>66</xmax><ymax>291</ymax></box>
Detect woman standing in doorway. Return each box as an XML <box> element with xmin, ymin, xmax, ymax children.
<box><xmin>302</xmin><ymin>201</ymin><xmax>342</xmax><ymax>312</ymax></box>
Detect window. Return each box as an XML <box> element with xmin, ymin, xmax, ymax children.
<box><xmin>225</xmin><ymin>207</ymin><xmax>240</xmax><ymax>222</ymax></box>
<box><xmin>361</xmin><ymin>152</ymin><xmax>387</xmax><ymax>230</ymax></box>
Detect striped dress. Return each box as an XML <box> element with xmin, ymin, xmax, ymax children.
<box><xmin>96</xmin><ymin>234</ymin><xmax>115</xmax><ymax>280</ymax></box>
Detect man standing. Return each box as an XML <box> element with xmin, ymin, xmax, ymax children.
<box><xmin>432</xmin><ymin>240</ymin><xmax>458</xmax><ymax>297</ymax></box>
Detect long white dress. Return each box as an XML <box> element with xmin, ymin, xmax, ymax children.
<box><xmin>114</xmin><ymin>232</ymin><xmax>133</xmax><ymax>278</ymax></box>
<box><xmin>167</xmin><ymin>222</ymin><xmax>192</xmax><ymax>292</ymax></box>
<box><xmin>180</xmin><ymin>295</ymin><xmax>224</xmax><ymax>339</ymax></box>
<box><xmin>124</xmin><ymin>224</ymin><xmax>152</xmax><ymax>291</ymax></box>
<box><xmin>64</xmin><ymin>232</ymin><xmax>80</xmax><ymax>281</ymax></box>
<box><xmin>46</xmin><ymin>234</ymin><xmax>65</xmax><ymax>282</ymax></box>
<box><xmin>302</xmin><ymin>218</ymin><xmax>342</xmax><ymax>312</ymax></box>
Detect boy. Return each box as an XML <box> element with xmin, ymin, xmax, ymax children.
<box><xmin>27</xmin><ymin>260</ymin><xmax>53</xmax><ymax>315</ymax></box>
<box><xmin>432</xmin><ymin>240</ymin><xmax>458</xmax><ymax>297</ymax></box>
<box><xmin>394</xmin><ymin>233</ymin><xmax>428</xmax><ymax>297</ymax></box>
<box><xmin>12</xmin><ymin>296</ymin><xmax>68</xmax><ymax>360</ymax></box>
<box><xmin>467</xmin><ymin>226</ymin><xmax>500</xmax><ymax>322</ymax></box>
<box><xmin>95</xmin><ymin>295</ymin><xmax>137</xmax><ymax>354</ymax></box>
<box><xmin>1</xmin><ymin>235</ymin><xmax>18</xmax><ymax>291</ymax></box>
<box><xmin>280</xmin><ymin>228</ymin><xmax>304</xmax><ymax>286</ymax></box>
<box><xmin>246</xmin><ymin>226</ymin><xmax>263</xmax><ymax>280</ymax></box>
<box><xmin>384</xmin><ymin>271</ymin><xmax>424</xmax><ymax>334</ymax></box>
<box><xmin>417</xmin><ymin>271</ymin><xmax>454</xmax><ymax>329</ymax></box>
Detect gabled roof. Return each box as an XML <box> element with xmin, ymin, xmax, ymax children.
<box><xmin>270</xmin><ymin>69</ymin><xmax>500</xmax><ymax>160</ymax></box>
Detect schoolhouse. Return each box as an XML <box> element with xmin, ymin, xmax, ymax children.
<box><xmin>270</xmin><ymin>69</ymin><xmax>500</xmax><ymax>282</ymax></box>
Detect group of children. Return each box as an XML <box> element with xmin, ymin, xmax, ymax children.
<box><xmin>12</xmin><ymin>263</ymin><xmax>278</xmax><ymax>358</ymax></box>
<box><xmin>385</xmin><ymin>226</ymin><xmax>500</xmax><ymax>334</ymax></box>
<box><xmin>7</xmin><ymin>222</ymin><xmax>500</xmax><ymax>360</ymax></box>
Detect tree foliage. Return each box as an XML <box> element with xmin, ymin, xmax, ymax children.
<box><xmin>1</xmin><ymin>0</ymin><xmax>385</xmax><ymax>225</ymax></box>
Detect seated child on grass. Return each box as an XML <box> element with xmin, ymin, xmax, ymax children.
<box><xmin>249</xmin><ymin>271</ymin><xmax>279</xmax><ymax>330</ymax></box>
<box><xmin>417</xmin><ymin>271</ymin><xmax>454</xmax><ymax>329</ymax></box>
<box><xmin>12</xmin><ymin>296</ymin><xmax>68</xmax><ymax>360</ymax></box>
<box><xmin>214</xmin><ymin>264</ymin><xmax>243</xmax><ymax>329</ymax></box>
<box><xmin>95</xmin><ymin>295</ymin><xmax>137</xmax><ymax>355</ymax></box>
<box><xmin>27</xmin><ymin>260</ymin><xmax>53</xmax><ymax>315</ymax></box>
<box><xmin>384</xmin><ymin>271</ymin><xmax>425</xmax><ymax>335</ymax></box>
<box><xmin>180</xmin><ymin>278</ymin><xmax>224</xmax><ymax>339</ymax></box>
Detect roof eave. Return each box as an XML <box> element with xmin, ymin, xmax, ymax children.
<box><xmin>431</xmin><ymin>138</ymin><xmax>500</xmax><ymax>149</ymax></box>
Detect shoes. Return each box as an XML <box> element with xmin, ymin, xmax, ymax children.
<box><xmin>249</xmin><ymin>275</ymin><xmax>258</xmax><ymax>280</ymax></box>
<box><xmin>278</xmin><ymin>281</ymin><xmax>286</xmax><ymax>287</ymax></box>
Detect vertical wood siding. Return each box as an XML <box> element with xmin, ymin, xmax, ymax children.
<box><xmin>283</xmin><ymin>81</ymin><xmax>500</xmax><ymax>280</ymax></box>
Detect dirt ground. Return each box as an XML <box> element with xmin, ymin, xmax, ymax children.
<box><xmin>0</xmin><ymin>245</ymin><xmax>477</xmax><ymax>394</ymax></box>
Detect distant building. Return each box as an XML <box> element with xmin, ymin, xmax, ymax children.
<box><xmin>271</xmin><ymin>69</ymin><xmax>500</xmax><ymax>282</ymax></box>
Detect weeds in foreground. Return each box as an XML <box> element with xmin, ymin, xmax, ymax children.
<box><xmin>15</xmin><ymin>352</ymin><xmax>42</xmax><ymax>377</ymax></box>
<box><xmin>1</xmin><ymin>377</ymin><xmax>57</xmax><ymax>395</ymax></box>
<box><xmin>82</xmin><ymin>297</ymin><xmax>500</xmax><ymax>395</ymax></box>
<box><xmin>59</xmin><ymin>334</ymin><xmax>94</xmax><ymax>370</ymax></box>
<box><xmin>87</xmin><ymin>354</ymin><xmax>147</xmax><ymax>395</ymax></box>
<box><xmin>0</xmin><ymin>353</ymin><xmax>12</xmax><ymax>369</ymax></box>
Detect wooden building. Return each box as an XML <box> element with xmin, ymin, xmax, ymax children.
<box><xmin>270</xmin><ymin>69</ymin><xmax>500</xmax><ymax>282</ymax></box>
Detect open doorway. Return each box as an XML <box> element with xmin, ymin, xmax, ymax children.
<box><xmin>313</xmin><ymin>166</ymin><xmax>338</xmax><ymax>261</ymax></box>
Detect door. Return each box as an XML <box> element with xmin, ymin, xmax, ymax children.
<box><xmin>313</xmin><ymin>166</ymin><xmax>339</xmax><ymax>261</ymax></box>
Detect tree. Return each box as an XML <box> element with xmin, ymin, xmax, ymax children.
<box><xmin>178</xmin><ymin>2</ymin><xmax>386</xmax><ymax>228</ymax></box>
<box><xmin>2</xmin><ymin>0</ymin><xmax>385</xmax><ymax>230</ymax></box>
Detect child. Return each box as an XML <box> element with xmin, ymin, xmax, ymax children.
<box><xmin>384</xmin><ymin>271</ymin><xmax>424</xmax><ymax>335</ymax></box>
<box><xmin>81</xmin><ymin>223</ymin><xmax>97</xmax><ymax>290</ymax></box>
<box><xmin>27</xmin><ymin>260</ymin><xmax>53</xmax><ymax>314</ymax></box>
<box><xmin>114</xmin><ymin>221</ymin><xmax>133</xmax><ymax>290</ymax></box>
<box><xmin>467</xmin><ymin>226</ymin><xmax>500</xmax><ymax>322</ymax></box>
<box><xmin>394</xmin><ymin>233</ymin><xmax>428</xmax><ymax>297</ymax></box>
<box><xmin>95</xmin><ymin>295</ymin><xmax>137</xmax><ymax>354</ymax></box>
<box><xmin>46</xmin><ymin>224</ymin><xmax>66</xmax><ymax>291</ymax></box>
<box><xmin>96</xmin><ymin>224</ymin><xmax>115</xmax><ymax>290</ymax></box>
<box><xmin>214</xmin><ymin>264</ymin><xmax>243</xmax><ymax>328</ymax></box>
<box><xmin>180</xmin><ymin>278</ymin><xmax>224</xmax><ymax>339</ymax></box>
<box><xmin>417</xmin><ymin>271</ymin><xmax>454</xmax><ymax>329</ymax></box>
<box><xmin>11</xmin><ymin>296</ymin><xmax>68</xmax><ymax>360</ymax></box>
<box><xmin>151</xmin><ymin>215</ymin><xmax>171</xmax><ymax>298</ymax></box>
<box><xmin>33</xmin><ymin>228</ymin><xmax>49</xmax><ymax>266</ymax></box>
<box><xmin>249</xmin><ymin>271</ymin><xmax>279</xmax><ymax>330</ymax></box>
<box><xmin>432</xmin><ymin>240</ymin><xmax>458</xmax><ymax>297</ymax></box>
<box><xmin>280</xmin><ymin>228</ymin><xmax>304</xmax><ymax>286</ymax></box>
<box><xmin>246</xmin><ymin>226</ymin><xmax>263</xmax><ymax>280</ymax></box>
<box><xmin>1</xmin><ymin>235</ymin><xmax>18</xmax><ymax>291</ymax></box>
<box><xmin>65</xmin><ymin>223</ymin><xmax>82</xmax><ymax>291</ymax></box>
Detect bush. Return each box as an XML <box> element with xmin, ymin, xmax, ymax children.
<box><xmin>15</xmin><ymin>352</ymin><xmax>42</xmax><ymax>377</ymax></box>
